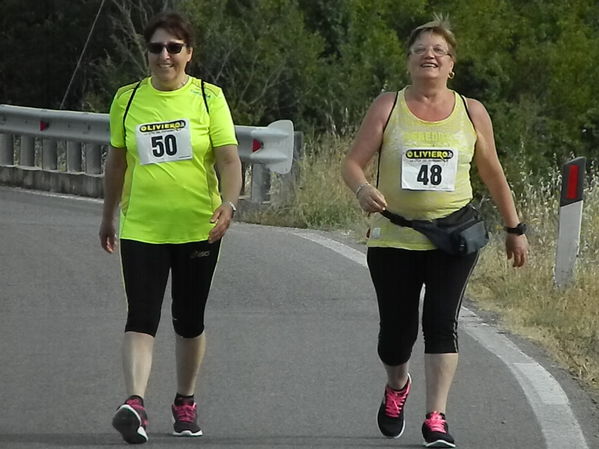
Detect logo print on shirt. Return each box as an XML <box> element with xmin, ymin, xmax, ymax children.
<box><xmin>139</xmin><ymin>120</ymin><xmax>186</xmax><ymax>133</ymax></box>
<box><xmin>405</xmin><ymin>149</ymin><xmax>454</xmax><ymax>160</ymax></box>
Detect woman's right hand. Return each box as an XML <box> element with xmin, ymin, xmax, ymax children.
<box><xmin>99</xmin><ymin>219</ymin><xmax>117</xmax><ymax>254</ymax></box>
<box><xmin>357</xmin><ymin>184</ymin><xmax>387</xmax><ymax>213</ymax></box>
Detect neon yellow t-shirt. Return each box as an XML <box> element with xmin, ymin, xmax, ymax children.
<box><xmin>109</xmin><ymin>77</ymin><xmax>238</xmax><ymax>243</ymax></box>
<box><xmin>368</xmin><ymin>88</ymin><xmax>477</xmax><ymax>250</ymax></box>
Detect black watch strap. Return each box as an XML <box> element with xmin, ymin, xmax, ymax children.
<box><xmin>504</xmin><ymin>223</ymin><xmax>527</xmax><ymax>235</ymax></box>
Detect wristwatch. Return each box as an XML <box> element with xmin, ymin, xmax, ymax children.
<box><xmin>504</xmin><ymin>223</ymin><xmax>527</xmax><ymax>235</ymax></box>
<box><xmin>224</xmin><ymin>201</ymin><xmax>237</xmax><ymax>216</ymax></box>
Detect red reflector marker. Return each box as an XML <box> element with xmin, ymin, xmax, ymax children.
<box><xmin>40</xmin><ymin>120</ymin><xmax>50</xmax><ymax>131</ymax></box>
<box><xmin>566</xmin><ymin>165</ymin><xmax>579</xmax><ymax>200</ymax></box>
<box><xmin>252</xmin><ymin>139</ymin><xmax>263</xmax><ymax>152</ymax></box>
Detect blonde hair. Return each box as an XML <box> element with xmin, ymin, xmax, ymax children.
<box><xmin>407</xmin><ymin>13</ymin><xmax>457</xmax><ymax>59</ymax></box>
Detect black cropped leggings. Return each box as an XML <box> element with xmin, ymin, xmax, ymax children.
<box><xmin>367</xmin><ymin>247</ymin><xmax>479</xmax><ymax>366</ymax></box>
<box><xmin>120</xmin><ymin>239</ymin><xmax>221</xmax><ymax>338</ymax></box>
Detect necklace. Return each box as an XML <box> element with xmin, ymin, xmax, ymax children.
<box><xmin>178</xmin><ymin>76</ymin><xmax>189</xmax><ymax>88</ymax></box>
<box><xmin>151</xmin><ymin>75</ymin><xmax>189</xmax><ymax>91</ymax></box>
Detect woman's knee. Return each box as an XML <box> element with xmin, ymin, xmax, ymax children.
<box><xmin>423</xmin><ymin>323</ymin><xmax>459</xmax><ymax>353</ymax></box>
<box><xmin>377</xmin><ymin>326</ymin><xmax>417</xmax><ymax>365</ymax></box>
<box><xmin>173</xmin><ymin>318</ymin><xmax>205</xmax><ymax>339</ymax></box>
<box><xmin>125</xmin><ymin>313</ymin><xmax>160</xmax><ymax>337</ymax></box>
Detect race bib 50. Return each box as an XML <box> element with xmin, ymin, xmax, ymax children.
<box><xmin>135</xmin><ymin>118</ymin><xmax>192</xmax><ymax>165</ymax></box>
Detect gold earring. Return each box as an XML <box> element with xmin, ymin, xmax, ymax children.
<box><xmin>448</xmin><ymin>71</ymin><xmax>455</xmax><ymax>79</ymax></box>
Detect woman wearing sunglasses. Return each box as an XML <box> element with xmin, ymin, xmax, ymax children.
<box><xmin>99</xmin><ymin>11</ymin><xmax>242</xmax><ymax>444</ymax></box>
<box><xmin>342</xmin><ymin>15</ymin><xmax>528</xmax><ymax>448</ymax></box>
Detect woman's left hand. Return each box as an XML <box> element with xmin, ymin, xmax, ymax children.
<box><xmin>506</xmin><ymin>234</ymin><xmax>528</xmax><ymax>267</ymax></box>
<box><xmin>208</xmin><ymin>203</ymin><xmax>235</xmax><ymax>243</ymax></box>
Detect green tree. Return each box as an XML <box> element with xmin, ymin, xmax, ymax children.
<box><xmin>180</xmin><ymin>0</ymin><xmax>324</xmax><ymax>128</ymax></box>
<box><xmin>0</xmin><ymin>0</ymin><xmax>114</xmax><ymax>109</ymax></box>
<box><xmin>3</xmin><ymin>0</ymin><xmax>599</xmax><ymax>182</ymax></box>
<box><xmin>326</xmin><ymin>0</ymin><xmax>427</xmax><ymax>132</ymax></box>
<box><xmin>435</xmin><ymin>0</ymin><xmax>599</xmax><ymax>188</ymax></box>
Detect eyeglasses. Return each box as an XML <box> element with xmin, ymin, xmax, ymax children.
<box><xmin>147</xmin><ymin>42</ymin><xmax>186</xmax><ymax>54</ymax></box>
<box><xmin>410</xmin><ymin>45</ymin><xmax>451</xmax><ymax>57</ymax></box>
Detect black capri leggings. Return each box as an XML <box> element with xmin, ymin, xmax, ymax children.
<box><xmin>367</xmin><ymin>247</ymin><xmax>479</xmax><ymax>366</ymax></box>
<box><xmin>120</xmin><ymin>239</ymin><xmax>221</xmax><ymax>338</ymax></box>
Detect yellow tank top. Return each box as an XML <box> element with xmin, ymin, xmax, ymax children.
<box><xmin>367</xmin><ymin>87</ymin><xmax>477</xmax><ymax>250</ymax></box>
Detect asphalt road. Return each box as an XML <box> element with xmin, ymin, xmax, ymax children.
<box><xmin>0</xmin><ymin>186</ymin><xmax>596</xmax><ymax>449</ymax></box>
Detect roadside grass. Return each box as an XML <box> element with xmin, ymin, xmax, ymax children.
<box><xmin>241</xmin><ymin>131</ymin><xmax>370</xmax><ymax>237</ymax></box>
<box><xmin>242</xmin><ymin>133</ymin><xmax>599</xmax><ymax>398</ymax></box>
<box><xmin>469</xmin><ymin>170</ymin><xmax>599</xmax><ymax>396</ymax></box>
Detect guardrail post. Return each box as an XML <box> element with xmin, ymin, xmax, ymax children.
<box><xmin>42</xmin><ymin>138</ymin><xmax>57</xmax><ymax>170</ymax></box>
<box><xmin>67</xmin><ymin>141</ymin><xmax>82</xmax><ymax>172</ymax></box>
<box><xmin>0</xmin><ymin>133</ymin><xmax>14</xmax><ymax>165</ymax></box>
<box><xmin>275</xmin><ymin>131</ymin><xmax>303</xmax><ymax>205</ymax></box>
<box><xmin>85</xmin><ymin>143</ymin><xmax>102</xmax><ymax>174</ymax></box>
<box><xmin>20</xmin><ymin>136</ymin><xmax>35</xmax><ymax>166</ymax></box>
<box><xmin>250</xmin><ymin>164</ymin><xmax>269</xmax><ymax>203</ymax></box>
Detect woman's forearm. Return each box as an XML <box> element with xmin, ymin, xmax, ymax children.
<box><xmin>102</xmin><ymin>147</ymin><xmax>127</xmax><ymax>221</ymax></box>
<box><xmin>215</xmin><ymin>145</ymin><xmax>242</xmax><ymax>204</ymax></box>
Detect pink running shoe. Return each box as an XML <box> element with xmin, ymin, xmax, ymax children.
<box><xmin>422</xmin><ymin>411</ymin><xmax>456</xmax><ymax>448</ymax></box>
<box><xmin>172</xmin><ymin>397</ymin><xmax>203</xmax><ymax>437</ymax></box>
<box><xmin>376</xmin><ymin>373</ymin><xmax>412</xmax><ymax>438</ymax></box>
<box><xmin>112</xmin><ymin>396</ymin><xmax>148</xmax><ymax>444</ymax></box>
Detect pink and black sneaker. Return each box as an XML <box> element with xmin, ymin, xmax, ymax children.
<box><xmin>112</xmin><ymin>396</ymin><xmax>148</xmax><ymax>444</ymax></box>
<box><xmin>172</xmin><ymin>396</ymin><xmax>203</xmax><ymax>437</ymax></box>
<box><xmin>376</xmin><ymin>373</ymin><xmax>412</xmax><ymax>438</ymax></box>
<box><xmin>422</xmin><ymin>411</ymin><xmax>456</xmax><ymax>448</ymax></box>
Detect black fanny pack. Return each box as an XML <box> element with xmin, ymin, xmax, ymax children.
<box><xmin>380</xmin><ymin>203</ymin><xmax>489</xmax><ymax>256</ymax></box>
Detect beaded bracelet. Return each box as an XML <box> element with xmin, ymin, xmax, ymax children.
<box><xmin>355</xmin><ymin>183</ymin><xmax>370</xmax><ymax>198</ymax></box>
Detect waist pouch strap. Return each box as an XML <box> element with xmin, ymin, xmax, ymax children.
<box><xmin>380</xmin><ymin>204</ymin><xmax>489</xmax><ymax>256</ymax></box>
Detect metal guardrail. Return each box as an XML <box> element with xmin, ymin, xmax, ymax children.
<box><xmin>0</xmin><ymin>104</ymin><xmax>299</xmax><ymax>203</ymax></box>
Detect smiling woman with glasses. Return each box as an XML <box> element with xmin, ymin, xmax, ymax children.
<box><xmin>342</xmin><ymin>13</ymin><xmax>528</xmax><ymax>448</ymax></box>
<box><xmin>100</xmin><ymin>11</ymin><xmax>242</xmax><ymax>445</ymax></box>
<box><xmin>141</xmin><ymin>13</ymin><xmax>195</xmax><ymax>92</ymax></box>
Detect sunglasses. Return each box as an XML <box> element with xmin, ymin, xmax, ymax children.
<box><xmin>147</xmin><ymin>42</ymin><xmax>186</xmax><ymax>54</ymax></box>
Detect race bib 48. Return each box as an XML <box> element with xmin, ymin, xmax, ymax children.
<box><xmin>401</xmin><ymin>147</ymin><xmax>458</xmax><ymax>191</ymax></box>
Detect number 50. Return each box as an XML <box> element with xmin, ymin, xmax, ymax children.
<box><xmin>151</xmin><ymin>135</ymin><xmax>178</xmax><ymax>157</ymax></box>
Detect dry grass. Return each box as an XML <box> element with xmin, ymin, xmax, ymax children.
<box><xmin>468</xmin><ymin>169</ymin><xmax>599</xmax><ymax>395</ymax></box>
<box><xmin>244</xmin><ymin>133</ymin><xmax>599</xmax><ymax>397</ymax></box>
<box><xmin>242</xmin><ymin>132</ymin><xmax>370</xmax><ymax>237</ymax></box>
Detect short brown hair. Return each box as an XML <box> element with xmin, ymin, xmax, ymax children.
<box><xmin>407</xmin><ymin>14</ymin><xmax>457</xmax><ymax>59</ymax></box>
<box><xmin>143</xmin><ymin>12</ymin><xmax>195</xmax><ymax>47</ymax></box>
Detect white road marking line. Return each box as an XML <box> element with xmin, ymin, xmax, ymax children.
<box><xmin>1</xmin><ymin>186</ymin><xmax>102</xmax><ymax>203</ymax></box>
<box><xmin>291</xmin><ymin>229</ymin><xmax>590</xmax><ymax>449</ymax></box>
<box><xmin>513</xmin><ymin>363</ymin><xmax>569</xmax><ymax>406</ymax></box>
<box><xmin>290</xmin><ymin>231</ymin><xmax>368</xmax><ymax>267</ymax></box>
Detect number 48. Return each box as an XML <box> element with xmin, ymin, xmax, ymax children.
<box><xmin>417</xmin><ymin>164</ymin><xmax>442</xmax><ymax>186</ymax></box>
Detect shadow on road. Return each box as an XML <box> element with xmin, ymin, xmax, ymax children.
<box><xmin>0</xmin><ymin>433</ymin><xmax>425</xmax><ymax>448</ymax></box>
